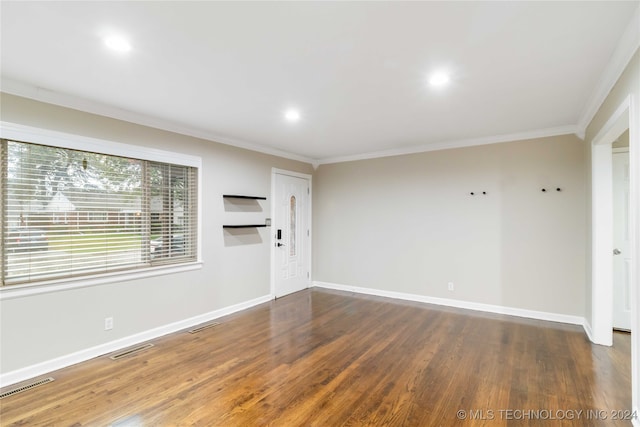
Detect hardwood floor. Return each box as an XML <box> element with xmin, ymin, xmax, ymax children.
<box><xmin>0</xmin><ymin>289</ymin><xmax>632</xmax><ymax>426</ymax></box>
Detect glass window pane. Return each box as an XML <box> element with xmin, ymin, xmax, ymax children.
<box><xmin>1</xmin><ymin>139</ymin><xmax>197</xmax><ymax>286</ymax></box>
<box><xmin>289</xmin><ymin>195</ymin><xmax>296</xmax><ymax>256</ymax></box>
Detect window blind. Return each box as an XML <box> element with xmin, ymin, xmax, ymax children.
<box><xmin>1</xmin><ymin>139</ymin><xmax>197</xmax><ymax>286</ymax></box>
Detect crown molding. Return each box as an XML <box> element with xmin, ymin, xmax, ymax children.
<box><xmin>316</xmin><ymin>124</ymin><xmax>579</xmax><ymax>165</ymax></box>
<box><xmin>0</xmin><ymin>78</ymin><xmax>316</xmax><ymax>166</ymax></box>
<box><xmin>1</xmin><ymin>79</ymin><xmax>579</xmax><ymax>167</ymax></box>
<box><xmin>576</xmin><ymin>4</ymin><xmax>640</xmax><ymax>138</ymax></box>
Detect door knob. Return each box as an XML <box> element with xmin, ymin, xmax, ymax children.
<box><xmin>276</xmin><ymin>242</ymin><xmax>285</xmax><ymax>247</ymax></box>
<box><xmin>613</xmin><ymin>248</ymin><xmax>621</xmax><ymax>255</ymax></box>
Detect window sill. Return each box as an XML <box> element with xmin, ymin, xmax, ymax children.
<box><xmin>0</xmin><ymin>261</ymin><xmax>203</xmax><ymax>301</ymax></box>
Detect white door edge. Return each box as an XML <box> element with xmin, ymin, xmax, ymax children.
<box><xmin>613</xmin><ymin>151</ymin><xmax>632</xmax><ymax>330</ymax></box>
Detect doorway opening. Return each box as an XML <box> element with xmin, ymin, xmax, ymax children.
<box><xmin>613</xmin><ymin>144</ymin><xmax>631</xmax><ymax>332</ymax></box>
<box><xmin>591</xmin><ymin>95</ymin><xmax>635</xmax><ymax>343</ymax></box>
<box><xmin>590</xmin><ymin>94</ymin><xmax>638</xmax><ymax>418</ymax></box>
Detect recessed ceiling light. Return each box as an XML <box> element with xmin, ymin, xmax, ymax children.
<box><xmin>104</xmin><ymin>35</ymin><xmax>131</xmax><ymax>53</ymax></box>
<box><xmin>284</xmin><ymin>109</ymin><xmax>301</xmax><ymax>122</ymax></box>
<box><xmin>429</xmin><ymin>72</ymin><xmax>450</xmax><ymax>87</ymax></box>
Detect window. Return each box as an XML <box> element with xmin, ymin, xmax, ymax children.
<box><xmin>1</xmin><ymin>137</ymin><xmax>198</xmax><ymax>287</ymax></box>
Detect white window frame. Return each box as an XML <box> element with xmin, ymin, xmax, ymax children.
<box><xmin>0</xmin><ymin>122</ymin><xmax>203</xmax><ymax>301</ymax></box>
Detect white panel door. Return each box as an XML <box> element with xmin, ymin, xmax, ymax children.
<box><xmin>274</xmin><ymin>173</ymin><xmax>310</xmax><ymax>298</ymax></box>
<box><xmin>613</xmin><ymin>151</ymin><xmax>631</xmax><ymax>331</ymax></box>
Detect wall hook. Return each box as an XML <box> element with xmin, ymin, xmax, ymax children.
<box><xmin>541</xmin><ymin>188</ymin><xmax>547</xmax><ymax>192</ymax></box>
<box><xmin>470</xmin><ymin>192</ymin><xmax>475</xmax><ymax>195</ymax></box>
<box><xmin>556</xmin><ymin>188</ymin><xmax>561</xmax><ymax>192</ymax></box>
<box><xmin>482</xmin><ymin>191</ymin><xmax>487</xmax><ymax>195</ymax></box>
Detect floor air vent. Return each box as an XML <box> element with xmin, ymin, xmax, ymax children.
<box><xmin>109</xmin><ymin>343</ymin><xmax>154</xmax><ymax>360</ymax></box>
<box><xmin>0</xmin><ymin>377</ymin><xmax>54</xmax><ymax>399</ymax></box>
<box><xmin>188</xmin><ymin>322</ymin><xmax>220</xmax><ymax>334</ymax></box>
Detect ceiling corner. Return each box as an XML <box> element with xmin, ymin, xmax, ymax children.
<box><xmin>576</xmin><ymin>4</ymin><xmax>640</xmax><ymax>134</ymax></box>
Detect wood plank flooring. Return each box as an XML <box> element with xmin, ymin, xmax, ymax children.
<box><xmin>0</xmin><ymin>289</ymin><xmax>632</xmax><ymax>426</ymax></box>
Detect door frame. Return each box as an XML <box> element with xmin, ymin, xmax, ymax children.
<box><xmin>270</xmin><ymin>168</ymin><xmax>312</xmax><ymax>298</ymax></box>
<box><xmin>590</xmin><ymin>94</ymin><xmax>638</xmax><ymax>417</ymax></box>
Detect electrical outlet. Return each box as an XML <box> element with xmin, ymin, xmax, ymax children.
<box><xmin>104</xmin><ymin>317</ymin><xmax>114</xmax><ymax>331</ymax></box>
<box><xmin>447</xmin><ymin>282</ymin><xmax>454</xmax><ymax>291</ymax></box>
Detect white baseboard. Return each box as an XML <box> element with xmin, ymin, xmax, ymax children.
<box><xmin>0</xmin><ymin>294</ymin><xmax>272</xmax><ymax>388</ymax></box>
<box><xmin>582</xmin><ymin>319</ymin><xmax>595</xmax><ymax>342</ymax></box>
<box><xmin>313</xmin><ymin>281</ymin><xmax>585</xmax><ymax>326</ymax></box>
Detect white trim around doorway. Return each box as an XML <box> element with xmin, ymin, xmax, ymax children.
<box><xmin>590</xmin><ymin>94</ymin><xmax>639</xmax><ymax>420</ymax></box>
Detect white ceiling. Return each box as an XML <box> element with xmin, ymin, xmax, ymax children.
<box><xmin>1</xmin><ymin>1</ymin><xmax>638</xmax><ymax>164</ymax></box>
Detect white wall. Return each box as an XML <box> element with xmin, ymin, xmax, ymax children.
<box><xmin>0</xmin><ymin>93</ymin><xmax>313</xmax><ymax>376</ymax></box>
<box><xmin>313</xmin><ymin>134</ymin><xmax>587</xmax><ymax>316</ymax></box>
